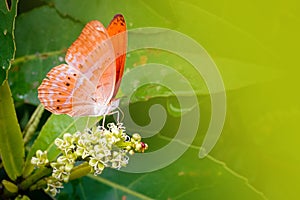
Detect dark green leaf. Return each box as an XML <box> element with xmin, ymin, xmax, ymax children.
<box><xmin>58</xmin><ymin>148</ymin><xmax>266</xmax><ymax>200</ymax></box>
<box><xmin>0</xmin><ymin>0</ymin><xmax>18</xmax><ymax>84</ymax></box>
<box><xmin>46</xmin><ymin>0</ymin><xmax>177</xmax><ymax>28</ymax></box>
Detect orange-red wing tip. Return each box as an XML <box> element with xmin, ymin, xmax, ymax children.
<box><xmin>113</xmin><ymin>14</ymin><xmax>124</xmax><ymax>19</ymax></box>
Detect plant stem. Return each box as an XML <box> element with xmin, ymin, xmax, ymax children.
<box><xmin>19</xmin><ymin>167</ymin><xmax>52</xmax><ymax>191</ymax></box>
<box><xmin>12</xmin><ymin>49</ymin><xmax>65</xmax><ymax>65</ymax></box>
<box><xmin>23</xmin><ymin>104</ymin><xmax>44</xmax><ymax>145</ymax></box>
<box><xmin>29</xmin><ymin>179</ymin><xmax>47</xmax><ymax>191</ymax></box>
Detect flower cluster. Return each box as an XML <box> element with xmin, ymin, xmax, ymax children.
<box><xmin>31</xmin><ymin>122</ymin><xmax>147</xmax><ymax>196</ymax></box>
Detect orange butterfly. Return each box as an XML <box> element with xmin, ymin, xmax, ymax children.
<box><xmin>38</xmin><ymin>14</ymin><xmax>127</xmax><ymax>117</ymax></box>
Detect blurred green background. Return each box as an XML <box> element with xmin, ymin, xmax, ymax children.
<box><xmin>8</xmin><ymin>0</ymin><xmax>300</xmax><ymax>199</ymax></box>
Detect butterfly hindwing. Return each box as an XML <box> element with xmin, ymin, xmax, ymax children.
<box><xmin>38</xmin><ymin>64</ymin><xmax>98</xmax><ymax>116</ymax></box>
<box><xmin>38</xmin><ymin>64</ymin><xmax>77</xmax><ymax>115</ymax></box>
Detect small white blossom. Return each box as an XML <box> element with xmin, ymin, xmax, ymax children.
<box><xmin>31</xmin><ymin>150</ymin><xmax>49</xmax><ymax>167</ymax></box>
<box><xmin>45</xmin><ymin>177</ymin><xmax>64</xmax><ymax>196</ymax></box>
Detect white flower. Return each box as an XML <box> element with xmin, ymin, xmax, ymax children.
<box><xmin>31</xmin><ymin>150</ymin><xmax>49</xmax><ymax>167</ymax></box>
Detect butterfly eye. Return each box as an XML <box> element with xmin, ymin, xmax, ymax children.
<box><xmin>56</xmin><ymin>99</ymin><xmax>60</xmax><ymax>102</ymax></box>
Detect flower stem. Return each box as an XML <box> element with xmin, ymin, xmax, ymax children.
<box><xmin>19</xmin><ymin>167</ymin><xmax>52</xmax><ymax>191</ymax></box>
<box><xmin>23</xmin><ymin>104</ymin><xmax>44</xmax><ymax>145</ymax></box>
<box><xmin>29</xmin><ymin>179</ymin><xmax>47</xmax><ymax>191</ymax></box>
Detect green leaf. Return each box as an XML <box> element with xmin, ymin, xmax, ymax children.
<box><xmin>0</xmin><ymin>80</ymin><xmax>24</xmax><ymax>180</ymax></box>
<box><xmin>58</xmin><ymin>148</ymin><xmax>266</xmax><ymax>200</ymax></box>
<box><xmin>0</xmin><ymin>0</ymin><xmax>18</xmax><ymax>84</ymax></box>
<box><xmin>45</xmin><ymin>0</ymin><xmax>177</xmax><ymax>28</ymax></box>
<box><xmin>207</xmin><ymin>79</ymin><xmax>300</xmax><ymax>200</ymax></box>
<box><xmin>2</xmin><ymin>179</ymin><xmax>18</xmax><ymax>193</ymax></box>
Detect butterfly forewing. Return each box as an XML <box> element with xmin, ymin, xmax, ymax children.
<box><xmin>66</xmin><ymin>20</ymin><xmax>117</xmax><ymax>108</ymax></box>
<box><xmin>107</xmin><ymin>14</ymin><xmax>127</xmax><ymax>98</ymax></box>
<box><xmin>65</xmin><ymin>21</ymin><xmax>110</xmax><ymax>73</ymax></box>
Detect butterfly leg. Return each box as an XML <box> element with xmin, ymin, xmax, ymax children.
<box><xmin>117</xmin><ymin>107</ymin><xmax>124</xmax><ymax>122</ymax></box>
<box><xmin>109</xmin><ymin>110</ymin><xmax>120</xmax><ymax>124</ymax></box>
<box><xmin>101</xmin><ymin>115</ymin><xmax>107</xmax><ymax>128</ymax></box>
<box><xmin>110</xmin><ymin>107</ymin><xmax>124</xmax><ymax>124</ymax></box>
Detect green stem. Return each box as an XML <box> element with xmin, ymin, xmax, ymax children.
<box><xmin>12</xmin><ymin>49</ymin><xmax>65</xmax><ymax>65</ymax></box>
<box><xmin>29</xmin><ymin>179</ymin><xmax>47</xmax><ymax>191</ymax></box>
<box><xmin>23</xmin><ymin>104</ymin><xmax>44</xmax><ymax>145</ymax></box>
<box><xmin>19</xmin><ymin>167</ymin><xmax>52</xmax><ymax>191</ymax></box>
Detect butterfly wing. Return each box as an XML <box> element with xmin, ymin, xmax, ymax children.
<box><xmin>107</xmin><ymin>14</ymin><xmax>127</xmax><ymax>98</ymax></box>
<box><xmin>38</xmin><ymin>20</ymin><xmax>117</xmax><ymax>116</ymax></box>
<box><xmin>66</xmin><ymin>20</ymin><xmax>116</xmax><ymax>105</ymax></box>
<box><xmin>38</xmin><ymin>64</ymin><xmax>97</xmax><ymax>116</ymax></box>
<box><xmin>66</xmin><ymin>21</ymin><xmax>112</xmax><ymax>74</ymax></box>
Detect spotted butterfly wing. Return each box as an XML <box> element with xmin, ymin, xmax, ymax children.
<box><xmin>38</xmin><ymin>15</ymin><xmax>127</xmax><ymax>116</ymax></box>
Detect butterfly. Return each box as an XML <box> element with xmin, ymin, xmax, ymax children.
<box><xmin>38</xmin><ymin>14</ymin><xmax>127</xmax><ymax>117</ymax></box>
